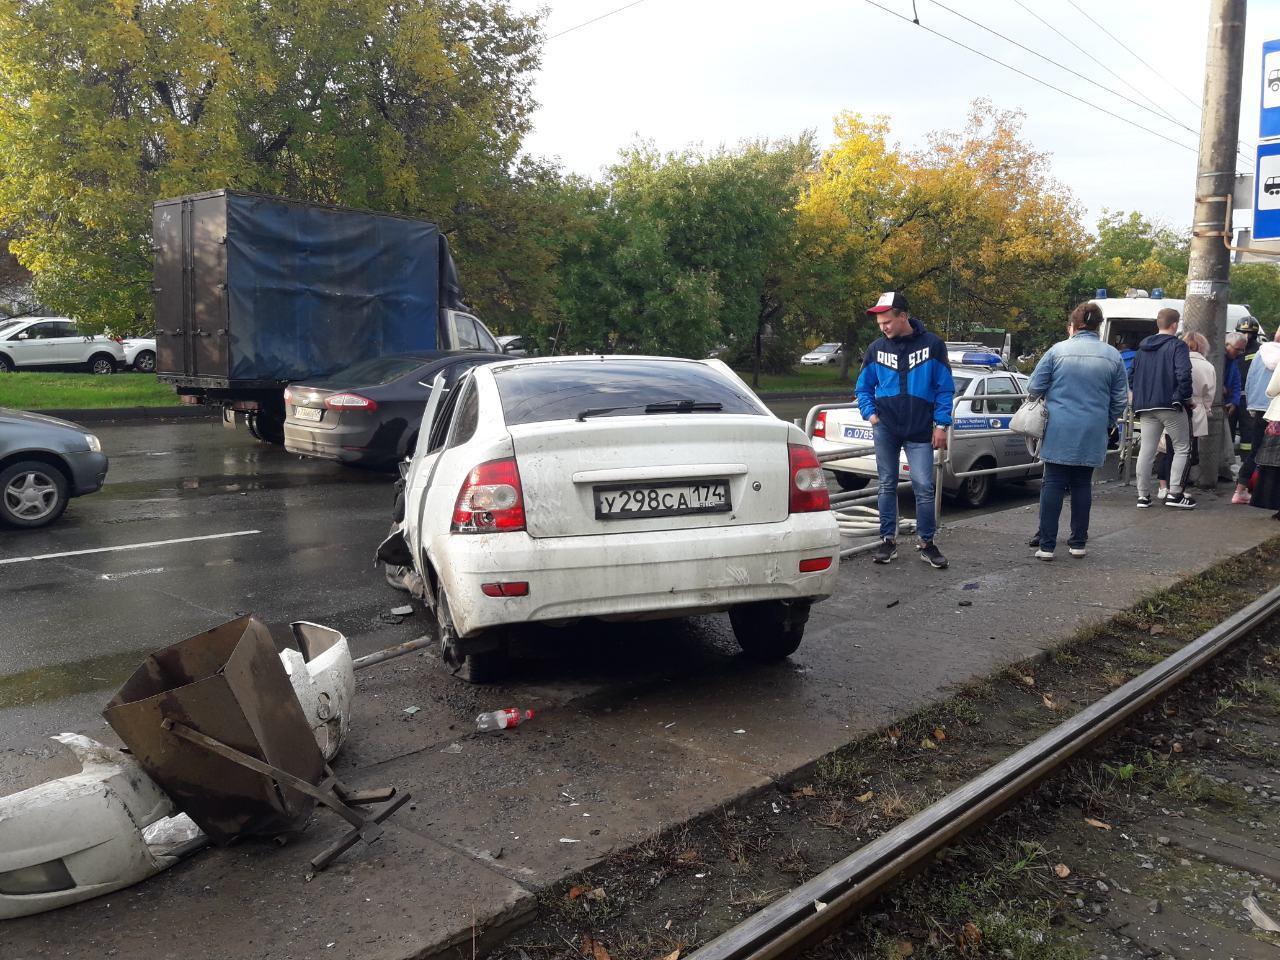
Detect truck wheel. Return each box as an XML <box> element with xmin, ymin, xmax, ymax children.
<box><xmin>249</xmin><ymin>409</ymin><xmax>285</xmax><ymax>445</ymax></box>
<box><xmin>87</xmin><ymin>353</ymin><xmax>117</xmax><ymax>375</ymax></box>
<box><xmin>436</xmin><ymin>587</ymin><xmax>509</xmax><ymax>683</ymax></box>
<box><xmin>728</xmin><ymin>599</ymin><xmax>810</xmax><ymax>662</ymax></box>
<box><xmin>834</xmin><ymin>472</ymin><xmax>870</xmax><ymax>492</ymax></box>
<box><xmin>0</xmin><ymin>460</ymin><xmax>69</xmax><ymax>528</ymax></box>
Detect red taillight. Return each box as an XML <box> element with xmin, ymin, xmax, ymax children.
<box><xmin>482</xmin><ymin>581</ymin><xmax>529</xmax><ymax>597</ymax></box>
<box><xmin>799</xmin><ymin>557</ymin><xmax>832</xmax><ymax>573</ymax></box>
<box><xmin>452</xmin><ymin>458</ymin><xmax>526</xmax><ymax>533</ymax></box>
<box><xmin>789</xmin><ymin>443</ymin><xmax>830</xmax><ymax>513</ymax></box>
<box><xmin>813</xmin><ymin>411</ymin><xmax>827</xmax><ymax>439</ymax></box>
<box><xmin>324</xmin><ymin>392</ymin><xmax>377</xmax><ymax>411</ymax></box>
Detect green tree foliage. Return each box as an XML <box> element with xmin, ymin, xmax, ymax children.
<box><xmin>0</xmin><ymin>0</ymin><xmax>543</xmax><ymax>333</ymax></box>
<box><xmin>1070</xmin><ymin>211</ymin><xmax>1190</xmax><ymax>304</ymax></box>
<box><xmin>1229</xmin><ymin>263</ymin><xmax>1280</xmax><ymax>327</ymax></box>
<box><xmin>547</xmin><ymin>140</ymin><xmax>815</xmax><ymax>365</ymax></box>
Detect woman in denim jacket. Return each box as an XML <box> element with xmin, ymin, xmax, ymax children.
<box><xmin>1026</xmin><ymin>302</ymin><xmax>1130</xmax><ymax>559</ymax></box>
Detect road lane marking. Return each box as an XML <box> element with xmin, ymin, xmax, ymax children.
<box><xmin>0</xmin><ymin>530</ymin><xmax>262</xmax><ymax>566</ymax></box>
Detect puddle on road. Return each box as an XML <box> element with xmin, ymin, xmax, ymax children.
<box><xmin>98</xmin><ymin>469</ymin><xmax>392</xmax><ymax>501</ymax></box>
<box><xmin>0</xmin><ymin>647</ymin><xmax>157</xmax><ymax>710</ymax></box>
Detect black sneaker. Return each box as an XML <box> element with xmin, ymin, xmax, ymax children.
<box><xmin>872</xmin><ymin>538</ymin><xmax>897</xmax><ymax>564</ymax></box>
<box><xmin>1136</xmin><ymin>496</ymin><xmax>1152</xmax><ymax>508</ymax></box>
<box><xmin>1165</xmin><ymin>493</ymin><xmax>1197</xmax><ymax>509</ymax></box>
<box><xmin>917</xmin><ymin>540</ymin><xmax>948</xmax><ymax>569</ymax></box>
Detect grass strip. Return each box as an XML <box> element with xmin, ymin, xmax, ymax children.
<box><xmin>0</xmin><ymin>372</ymin><xmax>176</xmax><ymax>409</ymax></box>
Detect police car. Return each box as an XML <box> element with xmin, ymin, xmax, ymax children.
<box><xmin>810</xmin><ymin>350</ymin><xmax>1041</xmax><ymax>508</ymax></box>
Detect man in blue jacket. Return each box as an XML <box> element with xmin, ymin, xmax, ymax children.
<box><xmin>855</xmin><ymin>291</ymin><xmax>955</xmax><ymax>568</ymax></box>
<box><xmin>1130</xmin><ymin>308</ymin><xmax>1194</xmax><ymax>509</ymax></box>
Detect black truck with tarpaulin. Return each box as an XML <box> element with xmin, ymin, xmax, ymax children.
<box><xmin>153</xmin><ymin>190</ymin><xmax>498</xmax><ymax>442</ymax></box>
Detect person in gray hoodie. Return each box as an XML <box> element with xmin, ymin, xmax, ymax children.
<box><xmin>1130</xmin><ymin>308</ymin><xmax>1194</xmax><ymax>509</ymax></box>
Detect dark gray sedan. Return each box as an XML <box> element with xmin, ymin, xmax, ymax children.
<box><xmin>0</xmin><ymin>408</ymin><xmax>109</xmax><ymax>528</ymax></box>
<box><xmin>284</xmin><ymin>352</ymin><xmax>501</xmax><ymax>467</ymax></box>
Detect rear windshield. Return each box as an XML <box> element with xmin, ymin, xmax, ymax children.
<box><xmin>308</xmin><ymin>356</ymin><xmax>427</xmax><ymax>388</ymax></box>
<box><xmin>494</xmin><ymin>359</ymin><xmax>765</xmax><ymax>426</ymax></box>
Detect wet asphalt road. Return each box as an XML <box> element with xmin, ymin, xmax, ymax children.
<box><xmin>0</xmin><ymin>406</ymin><xmax>1038</xmax><ymax>779</ymax></box>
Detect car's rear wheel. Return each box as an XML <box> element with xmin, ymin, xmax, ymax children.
<box><xmin>87</xmin><ymin>353</ymin><xmax>116</xmax><ymax>375</ymax></box>
<box><xmin>0</xmin><ymin>353</ymin><xmax>13</xmax><ymax>373</ymax></box>
<box><xmin>436</xmin><ymin>586</ymin><xmax>509</xmax><ymax>683</ymax></box>
<box><xmin>954</xmin><ymin>458</ymin><xmax>994</xmax><ymax>509</ymax></box>
<box><xmin>834</xmin><ymin>472</ymin><xmax>870</xmax><ymax>492</ymax></box>
<box><xmin>0</xmin><ymin>460</ymin><xmax>69</xmax><ymax>528</ymax></box>
<box><xmin>728</xmin><ymin>599</ymin><xmax>810</xmax><ymax>662</ymax></box>
<box><xmin>133</xmin><ymin>350</ymin><xmax>156</xmax><ymax>373</ymax></box>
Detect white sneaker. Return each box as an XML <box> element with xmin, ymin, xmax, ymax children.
<box><xmin>1156</xmin><ymin>488</ymin><xmax>1168</xmax><ymax>500</ymax></box>
<box><xmin>1069</xmin><ymin>547</ymin><xmax>1087</xmax><ymax>557</ymax></box>
<box><xmin>1034</xmin><ymin>549</ymin><xmax>1055</xmax><ymax>561</ymax></box>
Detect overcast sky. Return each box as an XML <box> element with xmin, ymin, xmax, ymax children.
<box><xmin>515</xmin><ymin>0</ymin><xmax>1280</xmax><ymax>233</ymax></box>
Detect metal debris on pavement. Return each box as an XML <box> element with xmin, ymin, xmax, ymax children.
<box><xmin>390</xmin><ymin>605</ymin><xmax>414</xmax><ymax>616</ymax></box>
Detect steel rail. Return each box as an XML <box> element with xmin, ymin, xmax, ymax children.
<box><xmin>686</xmin><ymin>581</ymin><xmax>1280</xmax><ymax>960</ymax></box>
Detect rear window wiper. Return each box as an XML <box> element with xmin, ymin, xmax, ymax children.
<box><xmin>575</xmin><ymin>399</ymin><xmax>724</xmax><ymax>422</ymax></box>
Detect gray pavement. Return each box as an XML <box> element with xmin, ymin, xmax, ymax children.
<box><xmin>2</xmin><ymin>420</ymin><xmax>1274</xmax><ymax>958</ymax></box>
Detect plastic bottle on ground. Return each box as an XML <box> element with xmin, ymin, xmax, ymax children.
<box><xmin>475</xmin><ymin>708</ymin><xmax>535</xmax><ymax>732</ymax></box>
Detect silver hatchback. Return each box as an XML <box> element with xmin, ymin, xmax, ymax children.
<box><xmin>0</xmin><ymin>408</ymin><xmax>108</xmax><ymax>527</ymax></box>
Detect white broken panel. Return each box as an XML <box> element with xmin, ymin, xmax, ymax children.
<box><xmin>0</xmin><ymin>734</ymin><xmax>196</xmax><ymax>920</ymax></box>
<box><xmin>280</xmin><ymin>621</ymin><xmax>355</xmax><ymax>761</ymax></box>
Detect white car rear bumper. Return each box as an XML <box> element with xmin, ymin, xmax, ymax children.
<box><xmin>432</xmin><ymin>513</ymin><xmax>840</xmax><ymax>636</ymax></box>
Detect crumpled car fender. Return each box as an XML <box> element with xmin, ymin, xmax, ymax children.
<box><xmin>0</xmin><ymin>734</ymin><xmax>191</xmax><ymax>920</ymax></box>
<box><xmin>279</xmin><ymin>621</ymin><xmax>355</xmax><ymax>762</ymax></box>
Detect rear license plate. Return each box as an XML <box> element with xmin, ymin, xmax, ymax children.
<box><xmin>294</xmin><ymin>406</ymin><xmax>323</xmax><ymax>422</ymax></box>
<box><xmin>594</xmin><ymin>480</ymin><xmax>731</xmax><ymax>520</ymax></box>
<box><xmin>843</xmin><ymin>425</ymin><xmax>873</xmax><ymax>441</ymax></box>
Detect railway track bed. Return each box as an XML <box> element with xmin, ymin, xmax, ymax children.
<box><xmin>492</xmin><ymin>541</ymin><xmax>1280</xmax><ymax>960</ymax></box>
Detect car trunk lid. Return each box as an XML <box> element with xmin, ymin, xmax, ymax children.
<box><xmin>510</xmin><ymin>415</ymin><xmax>792</xmax><ymax>538</ymax></box>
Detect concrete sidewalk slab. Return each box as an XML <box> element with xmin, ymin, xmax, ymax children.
<box><xmin>5</xmin><ymin>482</ymin><xmax>1275</xmax><ymax>959</ymax></box>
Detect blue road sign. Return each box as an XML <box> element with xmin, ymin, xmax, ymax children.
<box><xmin>1264</xmin><ymin>39</ymin><xmax>1280</xmax><ymax>139</ymax></box>
<box><xmin>1255</xmin><ymin>141</ymin><xmax>1280</xmax><ymax>240</ymax></box>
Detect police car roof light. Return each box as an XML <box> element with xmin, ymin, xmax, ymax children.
<box><xmin>1152</xmin><ymin>287</ymin><xmax>1164</xmax><ymax>299</ymax></box>
<box><xmin>1095</xmin><ymin>288</ymin><xmax>1107</xmax><ymax>299</ymax></box>
<box><xmin>953</xmin><ymin>351</ymin><xmax>1002</xmax><ymax>367</ymax></box>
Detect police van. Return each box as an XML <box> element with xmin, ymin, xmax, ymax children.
<box><xmin>810</xmin><ymin>349</ymin><xmax>1040</xmax><ymax>509</ymax></box>
<box><xmin>1091</xmin><ymin>289</ymin><xmax>1262</xmax><ymax>352</ymax></box>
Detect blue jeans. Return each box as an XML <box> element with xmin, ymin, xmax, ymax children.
<box><xmin>1037</xmin><ymin>462</ymin><xmax>1092</xmax><ymax>552</ymax></box>
<box><xmin>873</xmin><ymin>424</ymin><xmax>936</xmax><ymax>542</ymax></box>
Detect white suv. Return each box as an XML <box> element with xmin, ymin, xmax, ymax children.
<box><xmin>0</xmin><ymin>317</ymin><xmax>124</xmax><ymax>374</ymax></box>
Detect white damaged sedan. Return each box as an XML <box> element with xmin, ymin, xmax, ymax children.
<box><xmin>379</xmin><ymin>356</ymin><xmax>840</xmax><ymax>681</ymax></box>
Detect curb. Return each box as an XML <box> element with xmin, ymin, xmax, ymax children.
<box><xmin>33</xmin><ymin>406</ymin><xmax>219</xmax><ymax>424</ymax></box>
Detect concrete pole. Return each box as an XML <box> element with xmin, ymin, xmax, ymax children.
<box><xmin>1185</xmin><ymin>0</ymin><xmax>1247</xmax><ymax>488</ymax></box>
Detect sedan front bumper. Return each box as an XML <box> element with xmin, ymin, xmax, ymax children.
<box><xmin>63</xmin><ymin>450</ymin><xmax>109</xmax><ymax>497</ymax></box>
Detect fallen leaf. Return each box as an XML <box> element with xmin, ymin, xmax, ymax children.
<box><xmin>792</xmin><ymin>784</ymin><xmax>816</xmax><ymax>799</ymax></box>
<box><xmin>586</xmin><ymin>887</ymin><xmax>607</xmax><ymax>901</ymax></box>
<box><xmin>887</xmin><ymin>726</ymin><xmax>902</xmax><ymax>740</ymax></box>
<box><xmin>856</xmin><ymin>790</ymin><xmax>875</xmax><ymax>803</ymax></box>
<box><xmin>1084</xmin><ymin>817</ymin><xmax>1112</xmax><ymax>831</ymax></box>
<box><xmin>1172</xmin><ymin>741</ymin><xmax>1184</xmax><ymax>753</ymax></box>
<box><xmin>1054</xmin><ymin>863</ymin><xmax>1071</xmax><ymax>878</ymax></box>
<box><xmin>1149</xmin><ymin>623</ymin><xmax>1165</xmax><ymax>635</ymax></box>
<box><xmin>960</xmin><ymin>921</ymin><xmax>982</xmax><ymax>946</ymax></box>
<box><xmin>568</xmin><ymin>885</ymin><xmax>589</xmax><ymax>901</ymax></box>
<box><xmin>933</xmin><ymin>728</ymin><xmax>947</xmax><ymax>742</ymax></box>
<box><xmin>921</xmin><ymin>737</ymin><xmax>938</xmax><ymax>750</ymax></box>
<box><xmin>677</xmin><ymin>849</ymin><xmax>700</xmax><ymax>862</ymax></box>
<box><xmin>582</xmin><ymin>936</ymin><xmax>611</xmax><ymax>960</ymax></box>
<box><xmin>1042</xmin><ymin>693</ymin><xmax>1061</xmax><ymax>711</ymax></box>
<box><xmin>657</xmin><ymin>950</ymin><xmax>680</xmax><ymax>960</ymax></box>
<box><xmin>1162</xmin><ymin>704</ymin><xmax>1177</xmax><ymax>717</ymax></box>
<box><xmin>1020</xmin><ymin>674</ymin><xmax>1036</xmax><ymax>687</ymax></box>
<box><xmin>663</xmin><ymin>920</ymin><xmax>673</xmax><ymax>931</ymax></box>
<box><xmin>813</xmin><ymin>899</ymin><xmax>828</xmax><ymax>912</ymax></box>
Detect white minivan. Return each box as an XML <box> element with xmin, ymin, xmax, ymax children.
<box><xmin>1090</xmin><ymin>293</ymin><xmax>1260</xmax><ymax>352</ymax></box>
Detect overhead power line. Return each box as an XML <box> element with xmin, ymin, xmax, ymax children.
<box><xmin>1064</xmin><ymin>0</ymin><xmax>1202</xmax><ymax>112</ymax></box>
<box><xmin>547</xmin><ymin>0</ymin><xmax>652</xmax><ymax>41</ymax></box>
<box><xmin>859</xmin><ymin>0</ymin><xmax>1197</xmax><ymax>154</ymax></box>
<box><xmin>921</xmin><ymin>0</ymin><xmax>1203</xmax><ymax>142</ymax></box>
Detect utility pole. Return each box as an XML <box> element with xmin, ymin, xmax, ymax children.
<box><xmin>1185</xmin><ymin>0</ymin><xmax>1247</xmax><ymax>488</ymax></box>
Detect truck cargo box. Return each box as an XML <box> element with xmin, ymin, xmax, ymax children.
<box><xmin>154</xmin><ymin>191</ymin><xmax>460</xmax><ymax>386</ymax></box>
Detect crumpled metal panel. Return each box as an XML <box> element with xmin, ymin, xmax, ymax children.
<box><xmin>103</xmin><ymin>615</ymin><xmax>326</xmax><ymax>845</ymax></box>
<box><xmin>279</xmin><ymin>621</ymin><xmax>355</xmax><ymax>762</ymax></box>
<box><xmin>0</xmin><ymin>735</ymin><xmax>181</xmax><ymax>919</ymax></box>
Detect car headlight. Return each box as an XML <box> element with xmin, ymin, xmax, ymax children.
<box><xmin>84</xmin><ymin>433</ymin><xmax>101</xmax><ymax>453</ymax></box>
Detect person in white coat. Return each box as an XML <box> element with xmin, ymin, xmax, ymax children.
<box><xmin>1156</xmin><ymin>332</ymin><xmax>1216</xmax><ymax>496</ymax></box>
